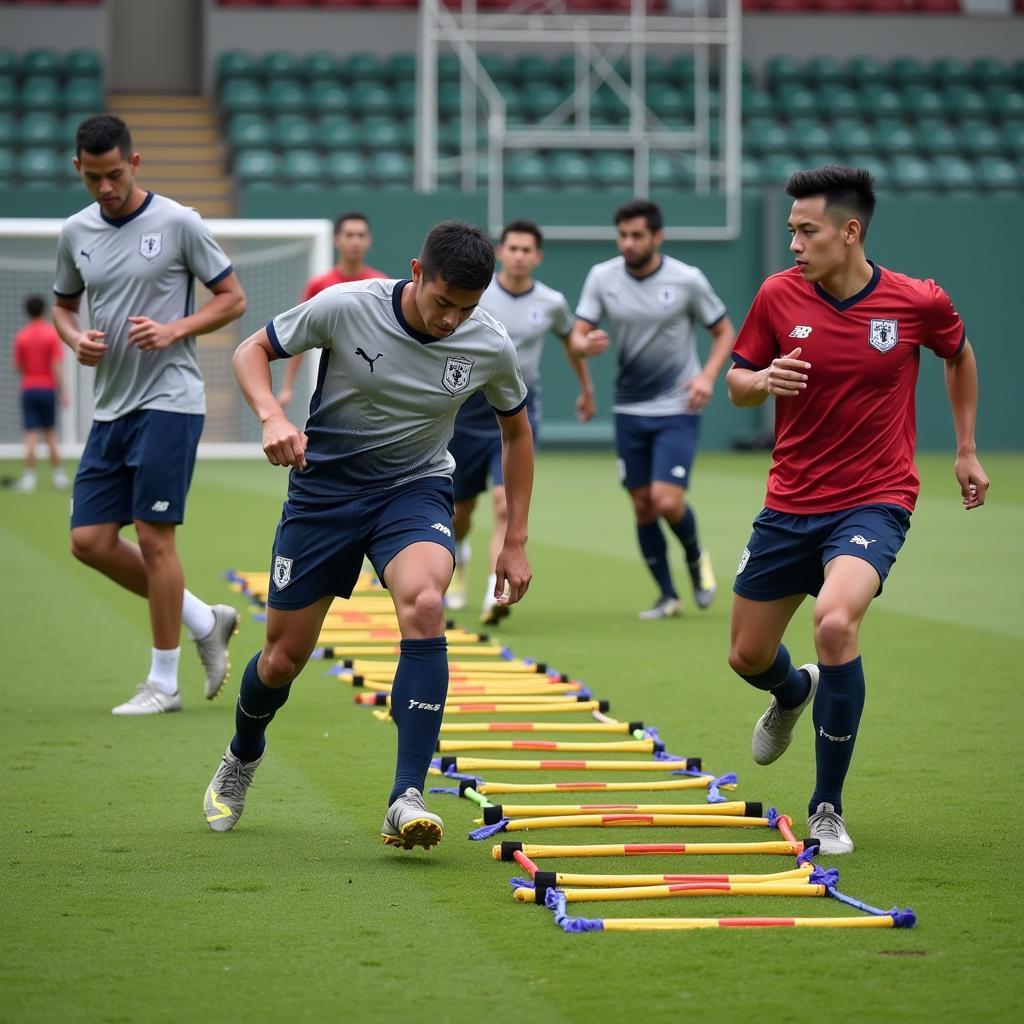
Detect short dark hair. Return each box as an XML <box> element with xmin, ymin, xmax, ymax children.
<box><xmin>75</xmin><ymin>115</ymin><xmax>132</xmax><ymax>158</ymax></box>
<box><xmin>614</xmin><ymin>199</ymin><xmax>663</xmax><ymax>233</ymax></box>
<box><xmin>419</xmin><ymin>221</ymin><xmax>495</xmax><ymax>292</ymax></box>
<box><xmin>500</xmin><ymin>219</ymin><xmax>543</xmax><ymax>249</ymax></box>
<box><xmin>25</xmin><ymin>295</ymin><xmax>46</xmax><ymax>319</ymax></box>
<box><xmin>786</xmin><ymin>164</ymin><xmax>877</xmax><ymax>240</ymax></box>
<box><xmin>334</xmin><ymin>211</ymin><xmax>370</xmax><ymax>233</ymax></box>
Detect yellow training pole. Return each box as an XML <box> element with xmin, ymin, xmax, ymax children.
<box><xmin>597</xmin><ymin>915</ymin><xmax>903</xmax><ymax>932</ymax></box>
<box><xmin>516</xmin><ymin>881</ymin><xmax>826</xmax><ymax>903</ymax></box>
<box><xmin>474</xmin><ymin>778</ymin><xmax>729</xmax><ymax>795</ymax></box>
<box><xmin>442</xmin><ymin>757</ymin><xmax>698</xmax><ymax>772</ymax></box>
<box><xmin>543</xmin><ymin>866</ymin><xmax>814</xmax><ymax>888</ymax></box>
<box><xmin>439</xmin><ymin>738</ymin><xmax>655</xmax><ymax>754</ymax></box>
<box><xmin>483</xmin><ymin>801</ymin><xmax>754</xmax><ymax>818</ymax></box>
<box><xmin>491</xmin><ymin>813</ymin><xmax>771</xmax><ymax>832</ymax></box>
<box><xmin>491</xmin><ymin>841</ymin><xmax>801</xmax><ymax>860</ymax></box>
<box><xmin>439</xmin><ymin>721</ymin><xmax>637</xmax><ymax>735</ymax></box>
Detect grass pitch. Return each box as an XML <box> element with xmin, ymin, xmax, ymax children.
<box><xmin>1</xmin><ymin>451</ymin><xmax>1021</xmax><ymax>1023</ymax></box>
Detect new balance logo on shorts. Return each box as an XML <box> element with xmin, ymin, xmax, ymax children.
<box><xmin>151</xmin><ymin>500</ymin><xmax>170</xmax><ymax>512</ymax></box>
<box><xmin>850</xmin><ymin>535</ymin><xmax>875</xmax><ymax>548</ymax></box>
<box><xmin>431</xmin><ymin>522</ymin><xmax>452</xmax><ymax>537</ymax></box>
<box><xmin>408</xmin><ymin>699</ymin><xmax>442</xmax><ymax>712</ymax></box>
<box><xmin>789</xmin><ymin>325</ymin><xmax>813</xmax><ymax>339</ymax></box>
<box><xmin>819</xmin><ymin>725</ymin><xmax>853</xmax><ymax>742</ymax></box>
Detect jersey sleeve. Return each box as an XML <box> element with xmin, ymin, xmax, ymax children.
<box><xmin>552</xmin><ymin>291</ymin><xmax>575</xmax><ymax>337</ymax></box>
<box><xmin>731</xmin><ymin>285</ymin><xmax>779</xmax><ymax>371</ymax></box>
<box><xmin>575</xmin><ymin>266</ymin><xmax>604</xmax><ymax>326</ymax></box>
<box><xmin>179</xmin><ymin>208</ymin><xmax>233</xmax><ymax>288</ymax></box>
<box><xmin>689</xmin><ymin>269</ymin><xmax>728</xmax><ymax>328</ymax></box>
<box><xmin>53</xmin><ymin>226</ymin><xmax>85</xmax><ymax>298</ymax></box>
<box><xmin>483</xmin><ymin>329</ymin><xmax>529</xmax><ymax>416</ymax></box>
<box><xmin>267</xmin><ymin>287</ymin><xmax>340</xmax><ymax>359</ymax></box>
<box><xmin>922</xmin><ymin>280</ymin><xmax>966</xmax><ymax>358</ymax></box>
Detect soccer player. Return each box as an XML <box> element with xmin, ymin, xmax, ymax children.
<box><xmin>12</xmin><ymin>294</ymin><xmax>68</xmax><ymax>493</ymax></box>
<box><xmin>202</xmin><ymin>221</ymin><xmax>533</xmax><ymax>849</ymax></box>
<box><xmin>276</xmin><ymin>212</ymin><xmax>387</xmax><ymax>407</ymax></box>
<box><xmin>571</xmin><ymin>199</ymin><xmax>736</xmax><ymax>619</ymax></box>
<box><xmin>446</xmin><ymin>219</ymin><xmax>594</xmax><ymax>624</ymax></box>
<box><xmin>726</xmin><ymin>165</ymin><xmax>989</xmax><ymax>854</ymax></box>
<box><xmin>52</xmin><ymin>115</ymin><xmax>247</xmax><ymax>715</ymax></box>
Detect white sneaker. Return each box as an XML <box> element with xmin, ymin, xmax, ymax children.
<box><xmin>638</xmin><ymin>595</ymin><xmax>681</xmax><ymax>620</ymax></box>
<box><xmin>12</xmin><ymin>475</ymin><xmax>36</xmax><ymax>493</ymax></box>
<box><xmin>445</xmin><ymin>540</ymin><xmax>470</xmax><ymax>610</ymax></box>
<box><xmin>808</xmin><ymin>801</ymin><xmax>854</xmax><ymax>855</ymax></box>
<box><xmin>112</xmin><ymin>681</ymin><xmax>182</xmax><ymax>715</ymax></box>
<box><xmin>751</xmin><ymin>664</ymin><xmax>818</xmax><ymax>765</ymax></box>
<box><xmin>204</xmin><ymin>745</ymin><xmax>263</xmax><ymax>832</ymax></box>
<box><xmin>52</xmin><ymin>468</ymin><xmax>69</xmax><ymax>490</ymax></box>
<box><xmin>194</xmin><ymin>604</ymin><xmax>240</xmax><ymax>700</ymax></box>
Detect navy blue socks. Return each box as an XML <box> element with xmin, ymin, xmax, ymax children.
<box><xmin>388</xmin><ymin>636</ymin><xmax>448</xmax><ymax>805</ymax></box>
<box><xmin>809</xmin><ymin>656</ymin><xmax>866</xmax><ymax>816</ymax></box>
<box><xmin>738</xmin><ymin>644</ymin><xmax>811</xmax><ymax>710</ymax></box>
<box><xmin>231</xmin><ymin>653</ymin><xmax>292</xmax><ymax>763</ymax></box>
<box><xmin>636</xmin><ymin>520</ymin><xmax>677</xmax><ymax>599</ymax></box>
<box><xmin>668</xmin><ymin>505</ymin><xmax>702</xmax><ymax>565</ymax></box>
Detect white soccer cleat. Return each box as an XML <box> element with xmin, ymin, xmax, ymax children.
<box><xmin>12</xmin><ymin>475</ymin><xmax>36</xmax><ymax>493</ymax></box>
<box><xmin>807</xmin><ymin>801</ymin><xmax>854</xmax><ymax>855</ymax></box>
<box><xmin>381</xmin><ymin>788</ymin><xmax>444</xmax><ymax>850</ymax></box>
<box><xmin>112</xmin><ymin>681</ymin><xmax>183</xmax><ymax>716</ymax></box>
<box><xmin>687</xmin><ymin>550</ymin><xmax>717</xmax><ymax>610</ymax></box>
<box><xmin>751</xmin><ymin>664</ymin><xmax>818</xmax><ymax>765</ymax></box>
<box><xmin>638</xmin><ymin>595</ymin><xmax>682</xmax><ymax>620</ymax></box>
<box><xmin>194</xmin><ymin>604</ymin><xmax>240</xmax><ymax>700</ymax></box>
<box><xmin>204</xmin><ymin>745</ymin><xmax>263</xmax><ymax>832</ymax></box>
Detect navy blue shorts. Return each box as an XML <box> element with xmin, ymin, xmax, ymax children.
<box><xmin>732</xmin><ymin>504</ymin><xmax>912</xmax><ymax>601</ymax></box>
<box><xmin>450</xmin><ymin>408</ymin><xmax>539</xmax><ymax>503</ymax></box>
<box><xmin>71</xmin><ymin>410</ymin><xmax>204</xmax><ymax>528</ymax></box>
<box><xmin>22</xmin><ymin>388</ymin><xmax>56</xmax><ymax>430</ymax></box>
<box><xmin>614</xmin><ymin>412</ymin><xmax>701</xmax><ymax>491</ymax></box>
<box><xmin>267</xmin><ymin>476</ymin><xmax>457</xmax><ymax>611</ymax></box>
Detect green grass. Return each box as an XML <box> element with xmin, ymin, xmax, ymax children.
<box><xmin>2</xmin><ymin>451</ymin><xmax>1022</xmax><ymax>1024</ymax></box>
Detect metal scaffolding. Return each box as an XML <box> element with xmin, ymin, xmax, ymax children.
<box><xmin>415</xmin><ymin>0</ymin><xmax>742</xmax><ymax>240</ymax></box>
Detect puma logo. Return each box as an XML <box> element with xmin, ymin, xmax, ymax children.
<box><xmin>80</xmin><ymin>249</ymin><xmax>92</xmax><ymax>261</ymax></box>
<box><xmin>355</xmin><ymin>348</ymin><xmax>383</xmax><ymax>372</ymax></box>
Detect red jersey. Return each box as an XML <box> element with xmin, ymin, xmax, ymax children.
<box><xmin>302</xmin><ymin>265</ymin><xmax>387</xmax><ymax>301</ymax></box>
<box><xmin>732</xmin><ymin>263</ymin><xmax>965</xmax><ymax>515</ymax></box>
<box><xmin>13</xmin><ymin>320</ymin><xmax>63</xmax><ymax>391</ymax></box>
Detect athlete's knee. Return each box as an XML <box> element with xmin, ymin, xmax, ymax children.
<box><xmin>70</xmin><ymin>526</ymin><xmax>110</xmax><ymax>565</ymax></box>
<box><xmin>135</xmin><ymin>522</ymin><xmax>177</xmax><ymax>563</ymax></box>
<box><xmin>631</xmin><ymin>491</ymin><xmax>655</xmax><ymax>522</ymax></box>
<box><xmin>259</xmin><ymin>642</ymin><xmax>304</xmax><ymax>686</ymax></box>
<box><xmin>398</xmin><ymin>584</ymin><xmax>446</xmax><ymax>634</ymax></box>
<box><xmin>814</xmin><ymin>607</ymin><xmax>859</xmax><ymax>661</ymax></box>
<box><xmin>653</xmin><ymin>490</ymin><xmax>684</xmax><ymax>521</ymax></box>
<box><xmin>728</xmin><ymin>641</ymin><xmax>776</xmax><ymax>678</ymax></box>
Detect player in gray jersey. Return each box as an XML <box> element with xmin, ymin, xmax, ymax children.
<box><xmin>446</xmin><ymin>220</ymin><xmax>595</xmax><ymax>623</ymax></box>
<box><xmin>52</xmin><ymin>116</ymin><xmax>247</xmax><ymax>716</ymax></box>
<box><xmin>571</xmin><ymin>200</ymin><xmax>735</xmax><ymax>619</ymax></box>
<box><xmin>202</xmin><ymin>222</ymin><xmax>534</xmax><ymax>851</ymax></box>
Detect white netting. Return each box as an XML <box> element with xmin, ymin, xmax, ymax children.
<box><xmin>0</xmin><ymin>219</ymin><xmax>333</xmax><ymax>454</ymax></box>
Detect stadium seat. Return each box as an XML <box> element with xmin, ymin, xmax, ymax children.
<box><xmin>523</xmin><ymin>83</ymin><xmax>566</xmax><ymax>122</ymax></box>
<box><xmin>234</xmin><ymin>149</ymin><xmax>281</xmax><ymax>183</ymax></box>
<box><xmin>301</xmin><ymin>51</ymin><xmax>341</xmax><ymax>82</ymax></box>
<box><xmin>815</xmin><ymin>84</ymin><xmax>862</xmax><ymax>118</ymax></box>
<box><xmin>262</xmin><ymin>51</ymin><xmax>301</xmax><ymax>79</ymax></box>
<box><xmin>61</xmin><ymin>112</ymin><xmax>82</xmax><ymax>146</ymax></box>
<box><xmin>592</xmin><ymin>150</ymin><xmax>633</xmax><ymax>190</ymax></box>
<box><xmin>976</xmin><ymin>155</ymin><xmax>1020</xmax><ymax>193</ymax></box>
<box><xmin>317</xmin><ymin>114</ymin><xmax>359</xmax><ymax>150</ymax></box>
<box><xmin>19</xmin><ymin>77</ymin><xmax>61</xmax><ymax>112</ymax></box>
<box><xmin>0</xmin><ymin>112</ymin><xmax>14</xmax><ymax>146</ymax></box>
<box><xmin>766</xmin><ymin>56</ymin><xmax>804</xmax><ymax>91</ymax></box>
<box><xmin>789</xmin><ymin>119</ymin><xmax>836</xmax><ymax>158</ymax></box>
<box><xmin>969</xmin><ymin>58</ymin><xmax>1012</xmax><ymax>89</ymax></box>
<box><xmin>21</xmin><ymin>49</ymin><xmax>61</xmax><ymax>76</ymax></box>
<box><xmin>0</xmin><ymin>147</ymin><xmax>13</xmax><ymax>179</ymax></box>
<box><xmin>265</xmin><ymin>80</ymin><xmax>308</xmax><ymax>115</ymax></box>
<box><xmin>345</xmin><ymin>52</ymin><xmax>384</xmax><ymax>82</ymax></box>
<box><xmin>741</xmin><ymin>154</ymin><xmax>761</xmax><ymax>189</ymax></box>
<box><xmin>914</xmin><ymin>118</ymin><xmax>960</xmax><ymax>156</ymax></box>
<box><xmin>1002</xmin><ymin>121</ymin><xmax>1024</xmax><ymax>159</ymax></box>
<box><xmin>986</xmin><ymin>86</ymin><xmax>1024</xmax><ymax>120</ymax></box>
<box><xmin>874</xmin><ymin>118</ymin><xmax>918</xmax><ymax>155</ymax></box>
<box><xmin>550</xmin><ymin>149</ymin><xmax>593</xmax><ymax>190</ymax></box>
<box><xmin>957</xmin><ymin>119</ymin><xmax>1004</xmax><ymax>156</ymax></box>
<box><xmin>228</xmin><ymin>113</ymin><xmax>272</xmax><ymax>148</ymax></box>
<box><xmin>272</xmin><ymin>113</ymin><xmax>315</xmax><ymax>148</ymax></box>
<box><xmin>437</xmin><ymin>81</ymin><xmax>461</xmax><ymax>119</ymax></box>
<box><xmin>846</xmin><ymin>57</ymin><xmax>888</xmax><ymax>88</ymax></box>
<box><xmin>930</xmin><ymin>58</ymin><xmax>971</xmax><ymax>89</ymax></box>
<box><xmin>0</xmin><ymin>50</ymin><xmax>16</xmax><ymax>77</ymax></box>
<box><xmin>370</xmin><ymin>149</ymin><xmax>413</xmax><ymax>188</ymax></box>
<box><xmin>359</xmin><ymin>116</ymin><xmax>409</xmax><ymax>150</ymax></box>
<box><xmin>933</xmin><ymin>154</ymin><xmax>978</xmax><ymax>193</ymax></box>
<box><xmin>281</xmin><ymin>148</ymin><xmax>324</xmax><ymax>184</ymax></box>
<box><xmin>438</xmin><ymin>54</ymin><xmax>460</xmax><ymax>83</ymax></box>
<box><xmin>478</xmin><ymin>53</ymin><xmax>509</xmax><ymax>86</ymax></box>
<box><xmin>220</xmin><ymin>79</ymin><xmax>265</xmax><ymax>114</ymax></box>
<box><xmin>218</xmin><ymin>50</ymin><xmax>259</xmax><ymax>83</ymax></box>
<box><xmin>18</xmin><ymin>112</ymin><xmax>61</xmax><ymax>146</ymax></box>
<box><xmin>64</xmin><ymin>49</ymin><xmax>102</xmax><ymax>77</ymax></box>
<box><xmin>742</xmin><ymin>88</ymin><xmax>775</xmax><ymax>118</ymax></box>
<box><xmin>387</xmin><ymin>53</ymin><xmax>418</xmax><ymax>83</ymax></box>
<box><xmin>19</xmin><ymin>146</ymin><xmax>60</xmax><ymax>183</ymax></box>
<box><xmin>774</xmin><ymin>86</ymin><xmax>818</xmax><ymax>119</ymax></box>
<box><xmin>505</xmin><ymin>151</ymin><xmax>549</xmax><ymax>190</ymax></box>
<box><xmin>805</xmin><ymin>56</ymin><xmax>846</xmax><ymax>87</ymax></box>
<box><xmin>393</xmin><ymin>80</ymin><xmax>417</xmax><ymax>118</ymax></box>
<box><xmin>832</xmin><ymin>117</ymin><xmax>874</xmax><ymax>155</ymax></box>
<box><xmin>512</xmin><ymin>54</ymin><xmax>551</xmax><ymax>84</ymax></box>
<box><xmin>901</xmin><ymin>85</ymin><xmax>945</xmax><ymax>119</ymax></box>
<box><xmin>647</xmin><ymin>83</ymin><xmax>690</xmax><ymax>121</ymax></box>
<box><xmin>844</xmin><ymin>152</ymin><xmax>891</xmax><ymax>187</ymax></box>
<box><xmin>324</xmin><ymin>149</ymin><xmax>369</xmax><ymax>186</ymax></box>
<box><xmin>860</xmin><ymin>84</ymin><xmax>904</xmax><ymax>119</ymax></box>
<box><xmin>744</xmin><ymin>118</ymin><xmax>790</xmax><ymax>156</ymax></box>
<box><xmin>63</xmin><ymin>77</ymin><xmax>104</xmax><ymax>113</ymax></box>
<box><xmin>890</xmin><ymin>155</ymin><xmax>935</xmax><ymax>191</ymax></box>
<box><xmin>307</xmin><ymin>80</ymin><xmax>350</xmax><ymax>114</ymax></box>
<box><xmin>942</xmin><ymin>84</ymin><xmax>987</xmax><ymax>120</ymax></box>
<box><xmin>0</xmin><ymin>77</ymin><xmax>15</xmax><ymax>109</ymax></box>
<box><xmin>889</xmin><ymin>57</ymin><xmax>929</xmax><ymax>89</ymax></box>
<box><xmin>762</xmin><ymin>153</ymin><xmax>805</xmax><ymax>185</ymax></box>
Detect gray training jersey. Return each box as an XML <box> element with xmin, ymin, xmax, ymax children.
<box><xmin>575</xmin><ymin>254</ymin><xmax>727</xmax><ymax>417</ymax></box>
<box><xmin>54</xmin><ymin>192</ymin><xmax>232</xmax><ymax>421</ymax></box>
<box><xmin>268</xmin><ymin>278</ymin><xmax>528</xmax><ymax>502</ymax></box>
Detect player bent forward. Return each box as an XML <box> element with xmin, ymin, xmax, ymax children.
<box><xmin>203</xmin><ymin>221</ymin><xmax>533</xmax><ymax>849</ymax></box>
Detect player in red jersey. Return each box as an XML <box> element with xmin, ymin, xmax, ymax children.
<box><xmin>725</xmin><ymin>165</ymin><xmax>989</xmax><ymax>854</ymax></box>
<box><xmin>276</xmin><ymin>212</ymin><xmax>387</xmax><ymax>405</ymax></box>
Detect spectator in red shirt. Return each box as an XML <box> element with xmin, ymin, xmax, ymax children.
<box><xmin>276</xmin><ymin>212</ymin><xmax>387</xmax><ymax>406</ymax></box>
<box><xmin>725</xmin><ymin>165</ymin><xmax>989</xmax><ymax>855</ymax></box>
<box><xmin>12</xmin><ymin>295</ymin><xmax>68</xmax><ymax>492</ymax></box>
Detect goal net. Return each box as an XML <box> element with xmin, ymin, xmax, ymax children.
<box><xmin>0</xmin><ymin>218</ymin><xmax>333</xmax><ymax>457</ymax></box>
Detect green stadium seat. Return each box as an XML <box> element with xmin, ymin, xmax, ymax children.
<box><xmin>436</xmin><ymin>81</ymin><xmax>461</xmax><ymax>119</ymax></box>
<box><xmin>19</xmin><ymin>147</ymin><xmax>60</xmax><ymax>182</ymax></box>
<box><xmin>648</xmin><ymin>83</ymin><xmax>690</xmax><ymax>121</ymax></box>
<box><xmin>387</xmin><ymin>53</ymin><xmax>417</xmax><ymax>84</ymax></box>
<box><xmin>265</xmin><ymin>80</ymin><xmax>307</xmax><ymax>115</ymax></box>
<box><xmin>0</xmin><ymin>147</ymin><xmax>13</xmax><ymax>179</ymax></box>
<box><xmin>592</xmin><ymin>150</ymin><xmax>633</xmax><ymax>190</ymax></box>
<box><xmin>789</xmin><ymin>119</ymin><xmax>836</xmax><ymax>158</ymax></box>
<box><xmin>933</xmin><ymin>155</ymin><xmax>978</xmax><ymax>193</ymax></box>
<box><xmin>302</xmin><ymin>52</ymin><xmax>340</xmax><ymax>82</ymax></box>
<box><xmin>217</xmin><ymin>50</ymin><xmax>259</xmax><ymax>82</ymax></box>
<box><xmin>741</xmin><ymin>154</ymin><xmax>761</xmax><ymax>189</ymax></box>
<box><xmin>914</xmin><ymin>119</ymin><xmax>960</xmax><ymax>156</ymax></box>
<box><xmin>63</xmin><ymin>78</ymin><xmax>104</xmax><ymax>114</ymax></box>
<box><xmin>775</xmin><ymin>87</ymin><xmax>818</xmax><ymax>119</ymax></box>
<box><xmin>986</xmin><ymin>86</ymin><xmax>1024</xmax><ymax>121</ymax></box>
<box><xmin>550</xmin><ymin>150</ymin><xmax>593</xmax><ymax>190</ymax></box>
<box><xmin>859</xmin><ymin>84</ymin><xmax>904</xmax><ymax>119</ymax></box>
<box><xmin>64</xmin><ymin>50</ymin><xmax>102</xmax><ymax>78</ymax></box>
<box><xmin>506</xmin><ymin>151</ymin><xmax>548</xmax><ymax>190</ymax></box>
<box><xmin>1002</xmin><ymin>121</ymin><xmax>1024</xmax><ymax>159</ymax></box>
<box><xmin>61</xmin><ymin>112</ymin><xmax>82</xmax><ymax>147</ymax></box>
<box><xmin>816</xmin><ymin>84</ymin><xmax>862</xmax><ymax>118</ymax></box>
<box><xmin>391</xmin><ymin>80</ymin><xmax>416</xmax><ymax>118</ymax></box>
<box><xmin>523</xmin><ymin>83</ymin><xmax>566</xmax><ymax>122</ymax></box>
<box><xmin>262</xmin><ymin>51</ymin><xmax>301</xmax><ymax>78</ymax></box>
<box><xmin>762</xmin><ymin>153</ymin><xmax>804</xmax><ymax>185</ymax></box>
<box><xmin>743</xmin><ymin>88</ymin><xmax>775</xmax><ymax>119</ymax></box>
<box><xmin>370</xmin><ymin>149</ymin><xmax>413</xmax><ymax>188</ymax></box>
<box><xmin>590</xmin><ymin>87</ymin><xmax>626</xmax><ymax>124</ymax></box>
<box><xmin>272</xmin><ymin>114</ymin><xmax>315</xmax><ymax>148</ymax></box>
<box><xmin>324</xmin><ymin>150</ymin><xmax>368</xmax><ymax>186</ymax></box>
<box><xmin>345</xmin><ymin>52</ymin><xmax>383</xmax><ymax>82</ymax></box>
<box><xmin>766</xmin><ymin>56</ymin><xmax>804</xmax><ymax>91</ymax></box>
<box><xmin>478</xmin><ymin>53</ymin><xmax>509</xmax><ymax>86</ymax></box>
<box><xmin>942</xmin><ymin>85</ymin><xmax>987</xmax><ymax>120</ymax></box>
<box><xmin>889</xmin><ymin>57</ymin><xmax>929</xmax><ymax>89</ymax></box>
<box><xmin>930</xmin><ymin>58</ymin><xmax>971</xmax><ymax>89</ymax></box>
<box><xmin>0</xmin><ymin>77</ymin><xmax>15</xmax><ymax>110</ymax></box>
<box><xmin>846</xmin><ymin>57</ymin><xmax>888</xmax><ymax>88</ymax></box>
<box><xmin>805</xmin><ymin>57</ymin><xmax>846</xmax><ymax>87</ymax></box>
<box><xmin>969</xmin><ymin>58</ymin><xmax>1011</xmax><ymax>89</ymax></box>
<box><xmin>957</xmin><ymin>119</ymin><xmax>1004</xmax><ymax>157</ymax></box>
<box><xmin>317</xmin><ymin>114</ymin><xmax>358</xmax><ymax>150</ymax></box>
<box><xmin>648</xmin><ymin>151</ymin><xmax>673</xmax><ymax>188</ymax></box>
<box><xmin>0</xmin><ymin>112</ymin><xmax>14</xmax><ymax>146</ymax></box>
<box><xmin>21</xmin><ymin>49</ymin><xmax>61</xmax><ymax>76</ymax></box>
<box><xmin>438</xmin><ymin>54</ymin><xmax>460</xmax><ymax>83</ymax></box>
<box><xmin>667</xmin><ymin>54</ymin><xmax>696</xmax><ymax>87</ymax></box>
<box><xmin>744</xmin><ymin>118</ymin><xmax>790</xmax><ymax>156</ymax></box>
<box><xmin>281</xmin><ymin>149</ymin><xmax>324</xmax><ymax>183</ymax></box>
<box><xmin>19</xmin><ymin>77</ymin><xmax>61</xmax><ymax>112</ymax></box>
<box><xmin>228</xmin><ymin>113</ymin><xmax>271</xmax><ymax>149</ymax></box>
<box><xmin>832</xmin><ymin>117</ymin><xmax>874</xmax><ymax>155</ymax></box>
<box><xmin>644</xmin><ymin>55</ymin><xmax>672</xmax><ymax>87</ymax></box>
<box><xmin>901</xmin><ymin>85</ymin><xmax>945</xmax><ymax>119</ymax></box>
<box><xmin>844</xmin><ymin>152</ymin><xmax>891</xmax><ymax>187</ymax></box>
<box><xmin>308</xmin><ymin>80</ymin><xmax>350</xmax><ymax>115</ymax></box>
<box><xmin>891</xmin><ymin>155</ymin><xmax>935</xmax><ymax>191</ymax></box>
<box><xmin>359</xmin><ymin>116</ymin><xmax>407</xmax><ymax>150</ymax></box>
<box><xmin>235</xmin><ymin>149</ymin><xmax>281</xmax><ymax>183</ymax></box>
<box><xmin>221</xmin><ymin>79</ymin><xmax>265</xmax><ymax>114</ymax></box>
<box><xmin>0</xmin><ymin>50</ymin><xmax>16</xmax><ymax>77</ymax></box>
<box><xmin>976</xmin><ymin>155</ymin><xmax>1020</xmax><ymax>193</ymax></box>
<box><xmin>18</xmin><ymin>112</ymin><xmax>61</xmax><ymax>146</ymax></box>
<box><xmin>512</xmin><ymin>54</ymin><xmax>551</xmax><ymax>83</ymax></box>
<box><xmin>874</xmin><ymin>119</ymin><xmax>918</xmax><ymax>155</ymax></box>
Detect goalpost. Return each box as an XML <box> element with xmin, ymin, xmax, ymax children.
<box><xmin>0</xmin><ymin>218</ymin><xmax>334</xmax><ymax>458</ymax></box>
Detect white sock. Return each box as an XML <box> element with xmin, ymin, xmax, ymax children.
<box><xmin>147</xmin><ymin>647</ymin><xmax>180</xmax><ymax>694</ymax></box>
<box><xmin>455</xmin><ymin>539</ymin><xmax>471</xmax><ymax>567</ymax></box>
<box><xmin>482</xmin><ymin>572</ymin><xmax>498</xmax><ymax>610</ymax></box>
<box><xmin>182</xmin><ymin>589</ymin><xmax>216</xmax><ymax>639</ymax></box>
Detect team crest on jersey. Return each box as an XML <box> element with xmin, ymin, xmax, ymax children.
<box><xmin>272</xmin><ymin>555</ymin><xmax>293</xmax><ymax>590</ymax></box>
<box><xmin>658</xmin><ymin>285</ymin><xmax>676</xmax><ymax>306</ymax></box>
<box><xmin>528</xmin><ymin>306</ymin><xmax>544</xmax><ymax>327</ymax></box>
<box><xmin>139</xmin><ymin>232</ymin><xmax>162</xmax><ymax>260</ymax></box>
<box><xmin>442</xmin><ymin>356</ymin><xmax>474</xmax><ymax>395</ymax></box>
<box><xmin>868</xmin><ymin>319</ymin><xmax>898</xmax><ymax>353</ymax></box>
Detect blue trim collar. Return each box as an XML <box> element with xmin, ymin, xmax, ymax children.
<box><xmin>494</xmin><ymin>277</ymin><xmax>535</xmax><ymax>299</ymax></box>
<box><xmin>626</xmin><ymin>256</ymin><xmax>664</xmax><ymax>282</ymax></box>
<box><xmin>392</xmin><ymin>279</ymin><xmax>444</xmax><ymax>345</ymax></box>
<box><xmin>813</xmin><ymin>261</ymin><xmax>880</xmax><ymax>313</ymax></box>
<box><xmin>100</xmin><ymin>191</ymin><xmax>154</xmax><ymax>228</ymax></box>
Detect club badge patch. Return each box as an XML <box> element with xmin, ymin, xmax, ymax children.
<box><xmin>442</xmin><ymin>356</ymin><xmax>474</xmax><ymax>395</ymax></box>
<box><xmin>528</xmin><ymin>306</ymin><xmax>544</xmax><ymax>327</ymax></box>
<box><xmin>658</xmin><ymin>285</ymin><xmax>676</xmax><ymax>307</ymax></box>
<box><xmin>139</xmin><ymin>232</ymin><xmax>162</xmax><ymax>260</ymax></box>
<box><xmin>868</xmin><ymin>319</ymin><xmax>898</xmax><ymax>353</ymax></box>
<box><xmin>272</xmin><ymin>555</ymin><xmax>293</xmax><ymax>590</ymax></box>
